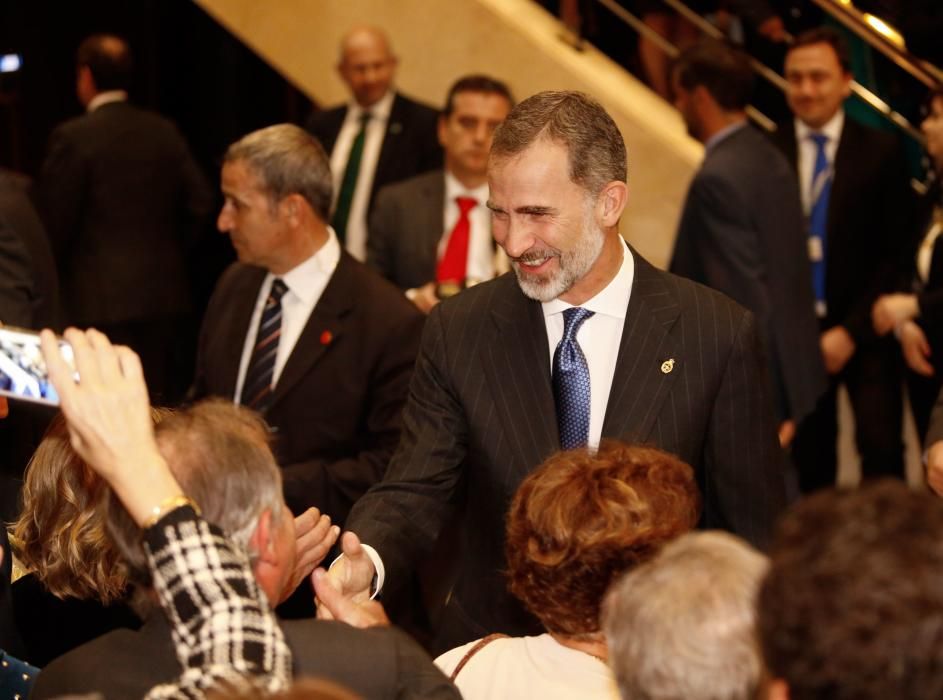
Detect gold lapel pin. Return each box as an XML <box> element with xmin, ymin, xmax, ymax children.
<box><xmin>661</xmin><ymin>359</ymin><xmax>675</xmax><ymax>374</ymax></box>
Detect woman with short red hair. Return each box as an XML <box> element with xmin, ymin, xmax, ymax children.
<box><xmin>435</xmin><ymin>441</ymin><xmax>700</xmax><ymax>699</ymax></box>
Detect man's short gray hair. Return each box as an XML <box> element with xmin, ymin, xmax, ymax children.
<box><xmin>603</xmin><ymin>531</ymin><xmax>768</xmax><ymax>700</ymax></box>
<box><xmin>489</xmin><ymin>90</ymin><xmax>627</xmax><ymax>196</ymax></box>
<box><xmin>224</xmin><ymin>123</ymin><xmax>333</xmax><ymax>222</ymax></box>
<box><xmin>107</xmin><ymin>399</ymin><xmax>286</xmax><ymax>588</ymax></box>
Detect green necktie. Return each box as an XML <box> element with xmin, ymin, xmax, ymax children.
<box><xmin>332</xmin><ymin>111</ymin><xmax>371</xmax><ymax>243</ymax></box>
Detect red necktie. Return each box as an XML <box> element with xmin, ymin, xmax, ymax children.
<box><xmin>437</xmin><ymin>196</ymin><xmax>477</xmax><ymax>284</ymax></box>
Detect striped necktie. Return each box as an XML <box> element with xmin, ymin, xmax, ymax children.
<box><xmin>241</xmin><ymin>278</ymin><xmax>288</xmax><ymax>413</ymax></box>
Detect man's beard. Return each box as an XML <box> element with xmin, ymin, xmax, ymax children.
<box><xmin>511</xmin><ymin>202</ymin><xmax>604</xmax><ymax>302</ymax></box>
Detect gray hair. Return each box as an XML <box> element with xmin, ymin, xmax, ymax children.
<box><xmin>603</xmin><ymin>531</ymin><xmax>768</xmax><ymax>700</ymax></box>
<box><xmin>490</xmin><ymin>90</ymin><xmax>627</xmax><ymax>195</ymax></box>
<box><xmin>224</xmin><ymin>123</ymin><xmax>333</xmax><ymax>221</ymax></box>
<box><xmin>107</xmin><ymin>399</ymin><xmax>286</xmax><ymax>587</ymax></box>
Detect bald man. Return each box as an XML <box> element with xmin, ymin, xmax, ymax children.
<box><xmin>306</xmin><ymin>26</ymin><xmax>442</xmax><ymax>261</ymax></box>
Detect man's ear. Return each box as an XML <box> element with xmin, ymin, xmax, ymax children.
<box><xmin>279</xmin><ymin>194</ymin><xmax>304</xmax><ymax>227</ymax></box>
<box><xmin>597</xmin><ymin>180</ymin><xmax>628</xmax><ymax>228</ymax></box>
<box><xmin>766</xmin><ymin>678</ymin><xmax>790</xmax><ymax>700</ymax></box>
<box><xmin>249</xmin><ymin>508</ymin><xmax>277</xmax><ymax>565</ymax></box>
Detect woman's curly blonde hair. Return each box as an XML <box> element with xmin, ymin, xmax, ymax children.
<box><xmin>11</xmin><ymin>408</ymin><xmax>170</xmax><ymax>602</ymax></box>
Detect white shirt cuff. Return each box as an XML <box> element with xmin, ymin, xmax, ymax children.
<box><xmin>328</xmin><ymin>544</ymin><xmax>385</xmax><ymax>599</ymax></box>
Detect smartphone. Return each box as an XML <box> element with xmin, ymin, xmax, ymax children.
<box><xmin>0</xmin><ymin>326</ymin><xmax>74</xmax><ymax>406</ymax></box>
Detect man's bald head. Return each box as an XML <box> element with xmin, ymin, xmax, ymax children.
<box><xmin>336</xmin><ymin>25</ymin><xmax>397</xmax><ymax>108</ymax></box>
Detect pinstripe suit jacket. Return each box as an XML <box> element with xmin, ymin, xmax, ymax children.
<box><xmin>346</xmin><ymin>247</ymin><xmax>786</xmax><ymax>650</ymax></box>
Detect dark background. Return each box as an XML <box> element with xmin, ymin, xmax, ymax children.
<box><xmin>0</xmin><ymin>0</ymin><xmax>315</xmax><ymax>303</ymax></box>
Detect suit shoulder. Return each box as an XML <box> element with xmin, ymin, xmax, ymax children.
<box><xmin>656</xmin><ymin>263</ymin><xmax>754</xmax><ymax>324</ymax></box>
<box><xmin>375</xmin><ymin>169</ymin><xmax>443</xmax><ymax>203</ymax></box>
<box><xmin>345</xmin><ymin>256</ymin><xmax>425</xmax><ymax>321</ymax></box>
<box><xmin>394</xmin><ymin>92</ymin><xmax>440</xmax><ymax>121</ymax></box>
<box><xmin>306</xmin><ymin>105</ymin><xmax>346</xmax><ymax>134</ymax></box>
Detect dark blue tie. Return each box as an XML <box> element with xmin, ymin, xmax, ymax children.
<box><xmin>808</xmin><ymin>133</ymin><xmax>831</xmax><ymax>315</ymax></box>
<box><xmin>241</xmin><ymin>278</ymin><xmax>288</xmax><ymax>413</ymax></box>
<box><xmin>553</xmin><ymin>307</ymin><xmax>595</xmax><ymax>449</ymax></box>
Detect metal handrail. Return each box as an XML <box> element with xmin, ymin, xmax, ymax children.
<box><xmin>659</xmin><ymin>0</ymin><xmax>925</xmax><ymax>144</ymax></box>
<box><xmin>809</xmin><ymin>0</ymin><xmax>943</xmax><ymax>90</ymax></box>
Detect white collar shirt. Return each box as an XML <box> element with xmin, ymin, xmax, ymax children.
<box><xmin>541</xmin><ymin>236</ymin><xmax>634</xmax><ymax>449</ymax></box>
<box><xmin>87</xmin><ymin>90</ymin><xmax>128</xmax><ymax>113</ymax></box>
<box><xmin>234</xmin><ymin>229</ymin><xmax>342</xmax><ymax>403</ymax></box>
<box><xmin>795</xmin><ymin>110</ymin><xmax>844</xmax><ymax>214</ymax></box>
<box><xmin>328</xmin><ymin>90</ymin><xmax>395</xmax><ymax>262</ymax></box>
<box><xmin>441</xmin><ymin>173</ymin><xmax>494</xmax><ymax>283</ymax></box>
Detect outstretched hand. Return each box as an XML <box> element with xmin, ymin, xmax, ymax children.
<box><xmin>312</xmin><ymin>531</ymin><xmax>380</xmax><ymax>625</ymax></box>
<box><xmin>40</xmin><ymin>327</ymin><xmax>181</xmax><ymax>525</ymax></box>
<box><xmin>279</xmin><ymin>507</ymin><xmax>341</xmax><ymax>603</ymax></box>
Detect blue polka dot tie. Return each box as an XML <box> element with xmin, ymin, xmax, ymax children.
<box><xmin>553</xmin><ymin>307</ymin><xmax>595</xmax><ymax>449</ymax></box>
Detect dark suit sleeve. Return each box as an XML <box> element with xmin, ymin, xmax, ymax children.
<box><xmin>0</xmin><ymin>215</ymin><xmax>35</xmax><ymax>327</ymax></box>
<box><xmin>175</xmin><ymin>134</ymin><xmax>213</xmax><ymax>245</ymax></box>
<box><xmin>843</xmin><ymin>137</ymin><xmax>914</xmax><ymax>344</ymax></box>
<box><xmin>345</xmin><ymin>304</ymin><xmax>469</xmax><ymax>586</ymax></box>
<box><xmin>280</xmin><ymin>307</ymin><xmax>426</xmax><ymax>524</ymax></box>
<box><xmin>36</xmin><ymin>126</ymin><xmax>86</xmax><ymax>264</ymax></box>
<box><xmin>674</xmin><ymin>172</ymin><xmax>772</xmax><ymax>327</ymax></box>
<box><xmin>926</xmin><ymin>386</ymin><xmax>943</xmax><ymax>448</ymax></box>
<box><xmin>367</xmin><ymin>185</ymin><xmax>400</xmax><ymax>284</ymax></box>
<box><xmin>703</xmin><ymin>308</ymin><xmax>786</xmax><ymax>550</ymax></box>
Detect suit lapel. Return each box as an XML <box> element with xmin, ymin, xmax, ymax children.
<box><xmin>270</xmin><ymin>254</ymin><xmax>355</xmax><ymax>409</ymax></box>
<box><xmin>374</xmin><ymin>93</ymin><xmax>407</xmax><ymax>192</ymax></box>
<box><xmin>602</xmin><ymin>249</ymin><xmax>682</xmax><ymax>441</ymax></box>
<box><xmin>416</xmin><ymin>174</ymin><xmax>446</xmax><ymax>275</ymax></box>
<box><xmin>482</xmin><ymin>278</ymin><xmax>558</xmax><ymax>473</ymax></box>
<box><xmin>828</xmin><ymin>117</ymin><xmax>858</xmax><ymax>241</ymax></box>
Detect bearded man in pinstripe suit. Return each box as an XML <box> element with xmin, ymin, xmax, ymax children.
<box><xmin>322</xmin><ymin>90</ymin><xmax>787</xmax><ymax>654</ymax></box>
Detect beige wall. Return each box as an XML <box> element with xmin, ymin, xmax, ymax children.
<box><xmin>196</xmin><ymin>0</ymin><xmax>701</xmax><ymax>267</ymax></box>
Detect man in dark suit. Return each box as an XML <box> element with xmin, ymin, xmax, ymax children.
<box><xmin>771</xmin><ymin>27</ymin><xmax>912</xmax><ymax>492</ymax></box>
<box><xmin>190</xmin><ymin>124</ymin><xmax>423</xmax><ymax>525</ymax></box>
<box><xmin>318</xmin><ymin>91</ymin><xmax>787</xmax><ymax>654</ymax></box>
<box><xmin>32</xmin><ymin>400</ymin><xmax>458</xmax><ymax>700</ymax></box>
<box><xmin>368</xmin><ymin>75</ymin><xmax>513</xmax><ymax>313</ymax></box>
<box><xmin>306</xmin><ymin>26</ymin><xmax>442</xmax><ymax>262</ymax></box>
<box><xmin>36</xmin><ymin>34</ymin><xmax>212</xmax><ymax>404</ymax></box>
<box><xmin>669</xmin><ymin>40</ymin><xmax>825</xmax><ymax>449</ymax></box>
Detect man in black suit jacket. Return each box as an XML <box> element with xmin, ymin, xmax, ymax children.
<box><xmin>306</xmin><ymin>26</ymin><xmax>441</xmax><ymax>261</ymax></box>
<box><xmin>669</xmin><ymin>41</ymin><xmax>825</xmax><ymax>446</ymax></box>
<box><xmin>32</xmin><ymin>400</ymin><xmax>457</xmax><ymax>700</ymax></box>
<box><xmin>37</xmin><ymin>34</ymin><xmax>212</xmax><ymax>403</ymax></box>
<box><xmin>191</xmin><ymin>124</ymin><xmax>423</xmax><ymax>525</ymax></box>
<box><xmin>772</xmin><ymin>28</ymin><xmax>912</xmax><ymax>492</ymax></box>
<box><xmin>319</xmin><ymin>91</ymin><xmax>787</xmax><ymax>654</ymax></box>
<box><xmin>368</xmin><ymin>75</ymin><xmax>513</xmax><ymax>313</ymax></box>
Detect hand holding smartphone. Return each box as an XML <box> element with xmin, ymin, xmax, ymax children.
<box><xmin>0</xmin><ymin>326</ymin><xmax>74</xmax><ymax>406</ymax></box>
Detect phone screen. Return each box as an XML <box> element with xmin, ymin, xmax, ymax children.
<box><xmin>0</xmin><ymin>327</ymin><xmax>73</xmax><ymax>406</ymax></box>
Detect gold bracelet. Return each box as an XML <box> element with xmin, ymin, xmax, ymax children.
<box><xmin>142</xmin><ymin>495</ymin><xmax>202</xmax><ymax>530</ymax></box>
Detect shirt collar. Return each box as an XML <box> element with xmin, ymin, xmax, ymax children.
<box><xmin>542</xmin><ymin>236</ymin><xmax>634</xmax><ymax>320</ymax></box>
<box><xmin>795</xmin><ymin>109</ymin><xmax>844</xmax><ymax>145</ymax></box>
<box><xmin>87</xmin><ymin>90</ymin><xmax>128</xmax><ymax>113</ymax></box>
<box><xmin>274</xmin><ymin>227</ymin><xmax>342</xmax><ymax>305</ymax></box>
<box><xmin>444</xmin><ymin>171</ymin><xmax>489</xmax><ymax>203</ymax></box>
<box><xmin>704</xmin><ymin>120</ymin><xmax>747</xmax><ymax>152</ymax></box>
<box><xmin>349</xmin><ymin>90</ymin><xmax>395</xmax><ymax>123</ymax></box>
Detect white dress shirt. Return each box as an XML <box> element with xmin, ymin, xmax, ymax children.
<box><xmin>329</xmin><ymin>90</ymin><xmax>395</xmax><ymax>262</ymax></box>
<box><xmin>233</xmin><ymin>229</ymin><xmax>342</xmax><ymax>403</ymax></box>
<box><xmin>441</xmin><ymin>174</ymin><xmax>494</xmax><ymax>282</ymax></box>
<box><xmin>542</xmin><ymin>236</ymin><xmax>634</xmax><ymax>448</ymax></box>
<box><xmin>795</xmin><ymin>110</ymin><xmax>844</xmax><ymax>215</ymax></box>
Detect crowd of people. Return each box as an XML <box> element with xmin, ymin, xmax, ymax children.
<box><xmin>0</xmin><ymin>13</ymin><xmax>942</xmax><ymax>700</ymax></box>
